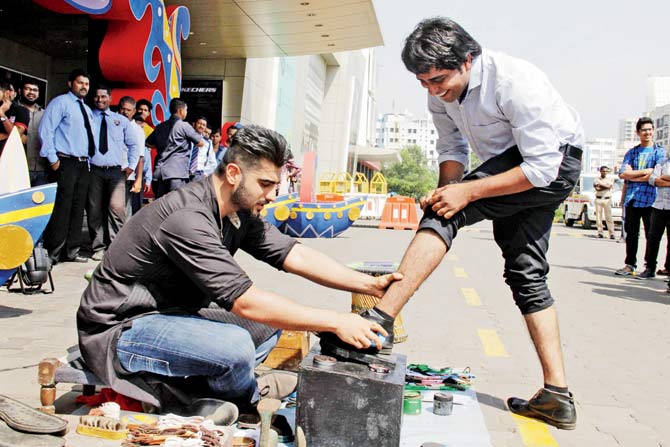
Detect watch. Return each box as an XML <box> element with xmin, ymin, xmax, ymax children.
<box><xmin>0</xmin><ymin>116</ymin><xmax>7</xmax><ymax>122</ymax></box>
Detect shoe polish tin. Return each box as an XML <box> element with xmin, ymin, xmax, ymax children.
<box><xmin>403</xmin><ymin>390</ymin><xmax>422</xmax><ymax>415</ymax></box>
<box><xmin>433</xmin><ymin>391</ymin><xmax>454</xmax><ymax>416</ymax></box>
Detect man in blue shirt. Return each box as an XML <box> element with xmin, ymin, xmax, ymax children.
<box><xmin>86</xmin><ymin>85</ymin><xmax>140</xmax><ymax>261</ymax></box>
<box><xmin>616</xmin><ymin>117</ymin><xmax>665</xmax><ymax>276</ymax></box>
<box><xmin>39</xmin><ymin>68</ymin><xmax>97</xmax><ymax>264</ymax></box>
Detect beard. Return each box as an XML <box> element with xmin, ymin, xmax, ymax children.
<box><xmin>21</xmin><ymin>97</ymin><xmax>37</xmax><ymax>106</ymax></box>
<box><xmin>231</xmin><ymin>177</ymin><xmax>267</xmax><ymax>215</ymax></box>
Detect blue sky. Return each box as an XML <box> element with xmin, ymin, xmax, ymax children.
<box><xmin>372</xmin><ymin>0</ymin><xmax>670</xmax><ymax>139</ymax></box>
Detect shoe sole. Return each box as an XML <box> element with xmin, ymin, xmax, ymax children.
<box><xmin>509</xmin><ymin>405</ymin><xmax>576</xmax><ymax>430</ymax></box>
<box><xmin>0</xmin><ymin>395</ymin><xmax>67</xmax><ymax>435</ymax></box>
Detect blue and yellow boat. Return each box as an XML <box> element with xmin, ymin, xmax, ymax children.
<box><xmin>281</xmin><ymin>195</ymin><xmax>366</xmax><ymax>238</ymax></box>
<box><xmin>260</xmin><ymin>192</ymin><xmax>299</xmax><ymax>232</ymax></box>
<box><xmin>0</xmin><ymin>184</ymin><xmax>57</xmax><ymax>285</ymax></box>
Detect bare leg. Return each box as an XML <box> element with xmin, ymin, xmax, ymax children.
<box><xmin>523</xmin><ymin>305</ymin><xmax>567</xmax><ymax>387</ymax></box>
<box><xmin>376</xmin><ymin>229</ymin><xmax>447</xmax><ymax>317</ymax></box>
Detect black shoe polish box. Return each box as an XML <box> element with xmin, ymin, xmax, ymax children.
<box><xmin>296</xmin><ymin>345</ymin><xmax>406</xmax><ymax>447</ymax></box>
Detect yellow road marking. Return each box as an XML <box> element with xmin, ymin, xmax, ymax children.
<box><xmin>570</xmin><ymin>233</ymin><xmax>583</xmax><ymax>238</ymax></box>
<box><xmin>448</xmin><ymin>253</ymin><xmax>459</xmax><ymax>261</ymax></box>
<box><xmin>477</xmin><ymin>329</ymin><xmax>508</xmax><ymax>357</ymax></box>
<box><xmin>453</xmin><ymin>267</ymin><xmax>468</xmax><ymax>278</ymax></box>
<box><xmin>0</xmin><ymin>203</ymin><xmax>54</xmax><ymax>225</ymax></box>
<box><xmin>512</xmin><ymin>414</ymin><xmax>559</xmax><ymax>446</ymax></box>
<box><xmin>461</xmin><ymin>288</ymin><xmax>481</xmax><ymax>306</ymax></box>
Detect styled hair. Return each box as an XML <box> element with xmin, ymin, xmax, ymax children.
<box><xmin>169</xmin><ymin>98</ymin><xmax>187</xmax><ymax>115</ymax></box>
<box><xmin>118</xmin><ymin>96</ymin><xmax>136</xmax><ymax>107</ymax></box>
<box><xmin>636</xmin><ymin>117</ymin><xmax>654</xmax><ymax>132</ymax></box>
<box><xmin>95</xmin><ymin>84</ymin><xmax>112</xmax><ymax>95</ymax></box>
<box><xmin>68</xmin><ymin>68</ymin><xmax>90</xmax><ymax>83</ymax></box>
<box><xmin>217</xmin><ymin>125</ymin><xmax>288</xmax><ymax>175</ymax></box>
<box><xmin>136</xmin><ymin>98</ymin><xmax>153</xmax><ymax>111</ymax></box>
<box><xmin>401</xmin><ymin>17</ymin><xmax>482</xmax><ymax>74</ymax></box>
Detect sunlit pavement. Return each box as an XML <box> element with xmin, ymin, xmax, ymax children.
<box><xmin>0</xmin><ymin>220</ymin><xmax>667</xmax><ymax>446</ymax></box>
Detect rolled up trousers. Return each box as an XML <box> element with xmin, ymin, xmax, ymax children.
<box><xmin>419</xmin><ymin>145</ymin><xmax>581</xmax><ymax>314</ymax></box>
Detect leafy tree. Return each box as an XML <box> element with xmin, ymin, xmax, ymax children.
<box><xmin>382</xmin><ymin>145</ymin><xmax>438</xmax><ymax>199</ymax></box>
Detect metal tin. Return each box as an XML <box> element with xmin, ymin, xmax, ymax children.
<box><xmin>403</xmin><ymin>390</ymin><xmax>422</xmax><ymax>415</ymax></box>
<box><xmin>369</xmin><ymin>363</ymin><xmax>390</xmax><ymax>374</ymax></box>
<box><xmin>433</xmin><ymin>391</ymin><xmax>454</xmax><ymax>416</ymax></box>
<box><xmin>313</xmin><ymin>354</ymin><xmax>337</xmax><ymax>369</ymax></box>
<box><xmin>232</xmin><ymin>436</ymin><xmax>255</xmax><ymax>447</ymax></box>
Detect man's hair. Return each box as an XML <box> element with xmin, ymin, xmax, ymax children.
<box><xmin>118</xmin><ymin>96</ymin><xmax>136</xmax><ymax>107</ymax></box>
<box><xmin>217</xmin><ymin>125</ymin><xmax>288</xmax><ymax>175</ymax></box>
<box><xmin>132</xmin><ymin>113</ymin><xmax>145</xmax><ymax>123</ymax></box>
<box><xmin>68</xmin><ymin>68</ymin><xmax>90</xmax><ymax>83</ymax></box>
<box><xmin>0</xmin><ymin>81</ymin><xmax>11</xmax><ymax>92</ymax></box>
<box><xmin>600</xmin><ymin>165</ymin><xmax>610</xmax><ymax>171</ymax></box>
<box><xmin>193</xmin><ymin>116</ymin><xmax>207</xmax><ymax>124</ymax></box>
<box><xmin>211</xmin><ymin>128</ymin><xmax>221</xmax><ymax>136</ymax></box>
<box><xmin>95</xmin><ymin>84</ymin><xmax>112</xmax><ymax>95</ymax></box>
<box><xmin>636</xmin><ymin>117</ymin><xmax>654</xmax><ymax>131</ymax></box>
<box><xmin>401</xmin><ymin>17</ymin><xmax>482</xmax><ymax>74</ymax></box>
<box><xmin>21</xmin><ymin>80</ymin><xmax>39</xmax><ymax>90</ymax></box>
<box><xmin>136</xmin><ymin>98</ymin><xmax>153</xmax><ymax>111</ymax></box>
<box><xmin>169</xmin><ymin>98</ymin><xmax>187</xmax><ymax>115</ymax></box>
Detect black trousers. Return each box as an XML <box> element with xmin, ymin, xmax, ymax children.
<box><xmin>154</xmin><ymin>178</ymin><xmax>188</xmax><ymax>200</ymax></box>
<box><xmin>624</xmin><ymin>205</ymin><xmax>651</xmax><ymax>268</ymax></box>
<box><xmin>419</xmin><ymin>145</ymin><xmax>581</xmax><ymax>314</ymax></box>
<box><xmin>43</xmin><ymin>157</ymin><xmax>90</xmax><ymax>261</ymax></box>
<box><xmin>643</xmin><ymin>208</ymin><xmax>670</xmax><ymax>271</ymax></box>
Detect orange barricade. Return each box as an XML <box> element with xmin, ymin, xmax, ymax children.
<box><xmin>378</xmin><ymin>196</ymin><xmax>419</xmax><ymax>230</ymax></box>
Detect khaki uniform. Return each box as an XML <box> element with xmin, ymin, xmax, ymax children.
<box><xmin>594</xmin><ymin>176</ymin><xmax>615</xmax><ymax>237</ymax></box>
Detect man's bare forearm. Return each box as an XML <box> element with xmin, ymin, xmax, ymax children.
<box><xmin>466</xmin><ymin>166</ymin><xmax>534</xmax><ymax>201</ymax></box>
<box><xmin>438</xmin><ymin>160</ymin><xmax>465</xmax><ymax>187</ymax></box>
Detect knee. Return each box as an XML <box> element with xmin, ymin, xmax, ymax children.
<box><xmin>210</xmin><ymin>327</ymin><xmax>255</xmax><ymax>371</ymax></box>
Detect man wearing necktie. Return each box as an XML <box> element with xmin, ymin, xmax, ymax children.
<box><xmin>86</xmin><ymin>85</ymin><xmax>140</xmax><ymax>261</ymax></box>
<box><xmin>39</xmin><ymin>68</ymin><xmax>96</xmax><ymax>264</ymax></box>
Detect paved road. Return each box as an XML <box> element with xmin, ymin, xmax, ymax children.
<box><xmin>0</xmin><ymin>221</ymin><xmax>668</xmax><ymax>446</ymax></box>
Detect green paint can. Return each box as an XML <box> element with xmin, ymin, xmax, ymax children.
<box><xmin>403</xmin><ymin>390</ymin><xmax>422</xmax><ymax>415</ymax></box>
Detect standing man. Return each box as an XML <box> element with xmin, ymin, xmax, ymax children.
<box><xmin>594</xmin><ymin>166</ymin><xmax>616</xmax><ymax>239</ymax></box>
<box><xmin>117</xmin><ymin>96</ymin><xmax>146</xmax><ymax>217</ymax></box>
<box><xmin>18</xmin><ymin>81</ymin><xmax>47</xmax><ymax>186</ymax></box>
<box><xmin>328</xmin><ymin>18</ymin><xmax>584</xmax><ymax>429</ymax></box>
<box><xmin>147</xmin><ymin>98</ymin><xmax>204</xmax><ymax>199</ymax></box>
<box><xmin>86</xmin><ymin>86</ymin><xmax>140</xmax><ymax>261</ymax></box>
<box><xmin>190</xmin><ymin>116</ymin><xmax>217</xmax><ymax>181</ymax></box>
<box><xmin>77</xmin><ymin>125</ymin><xmax>398</xmax><ymax>411</ymax></box>
<box><xmin>638</xmin><ymin>151</ymin><xmax>670</xmax><ymax>279</ymax></box>
<box><xmin>0</xmin><ymin>81</ymin><xmax>30</xmax><ymax>153</ymax></box>
<box><xmin>615</xmin><ymin>117</ymin><xmax>665</xmax><ymax>276</ymax></box>
<box><xmin>39</xmin><ymin>68</ymin><xmax>96</xmax><ymax>264</ymax></box>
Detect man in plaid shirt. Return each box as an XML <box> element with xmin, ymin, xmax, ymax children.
<box><xmin>616</xmin><ymin>117</ymin><xmax>665</xmax><ymax>276</ymax></box>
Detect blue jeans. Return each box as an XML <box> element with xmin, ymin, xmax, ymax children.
<box><xmin>117</xmin><ymin>314</ymin><xmax>280</xmax><ymax>403</ymax></box>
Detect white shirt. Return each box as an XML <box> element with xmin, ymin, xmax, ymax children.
<box><xmin>429</xmin><ymin>49</ymin><xmax>584</xmax><ymax>187</ymax></box>
<box><xmin>650</xmin><ymin>159</ymin><xmax>670</xmax><ymax>210</ymax></box>
<box><xmin>196</xmin><ymin>138</ymin><xmax>218</xmax><ymax>175</ymax></box>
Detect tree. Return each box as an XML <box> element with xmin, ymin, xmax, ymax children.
<box><xmin>382</xmin><ymin>145</ymin><xmax>438</xmax><ymax>199</ymax></box>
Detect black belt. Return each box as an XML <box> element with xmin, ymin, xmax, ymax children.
<box><xmin>597</xmin><ymin>196</ymin><xmax>611</xmax><ymax>200</ymax></box>
<box><xmin>92</xmin><ymin>165</ymin><xmax>121</xmax><ymax>170</ymax></box>
<box><xmin>57</xmin><ymin>152</ymin><xmax>88</xmax><ymax>162</ymax></box>
<box><xmin>559</xmin><ymin>144</ymin><xmax>582</xmax><ymax>160</ymax></box>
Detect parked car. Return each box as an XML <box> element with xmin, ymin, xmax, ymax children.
<box><xmin>563</xmin><ymin>174</ymin><xmax>623</xmax><ymax>229</ymax></box>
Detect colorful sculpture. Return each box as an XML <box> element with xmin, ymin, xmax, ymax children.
<box><xmin>34</xmin><ymin>0</ymin><xmax>190</xmax><ymax>124</ymax></box>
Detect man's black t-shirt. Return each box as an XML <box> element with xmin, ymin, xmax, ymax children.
<box><xmin>0</xmin><ymin>103</ymin><xmax>30</xmax><ymax>151</ymax></box>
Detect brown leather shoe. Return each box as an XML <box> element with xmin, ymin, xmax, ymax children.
<box><xmin>507</xmin><ymin>388</ymin><xmax>577</xmax><ymax>430</ymax></box>
<box><xmin>257</xmin><ymin>372</ymin><xmax>297</xmax><ymax>400</ymax></box>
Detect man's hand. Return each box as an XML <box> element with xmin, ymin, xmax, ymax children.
<box><xmin>143</xmin><ymin>183</ymin><xmax>152</xmax><ymax>194</ymax></box>
<box><xmin>123</xmin><ymin>167</ymin><xmax>134</xmax><ymax>179</ymax></box>
<box><xmin>130</xmin><ymin>178</ymin><xmax>142</xmax><ymax>193</ymax></box>
<box><xmin>426</xmin><ymin>182</ymin><xmax>473</xmax><ymax>219</ymax></box>
<box><xmin>333</xmin><ymin>313</ymin><xmax>388</xmax><ymax>349</ymax></box>
<box><xmin>50</xmin><ymin>160</ymin><xmax>60</xmax><ymax>171</ymax></box>
<box><xmin>0</xmin><ymin>99</ymin><xmax>10</xmax><ymax>116</ymax></box>
<box><xmin>369</xmin><ymin>272</ymin><xmax>403</xmax><ymax>298</ymax></box>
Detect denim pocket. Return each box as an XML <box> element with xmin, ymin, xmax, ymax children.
<box><xmin>117</xmin><ymin>349</ymin><xmax>171</xmax><ymax>375</ymax></box>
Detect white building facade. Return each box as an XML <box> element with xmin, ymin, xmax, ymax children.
<box><xmin>375</xmin><ymin>113</ymin><xmax>439</xmax><ymax>168</ymax></box>
<box><xmin>646</xmin><ymin>76</ymin><xmax>670</xmax><ymax>111</ymax></box>
<box><xmin>583</xmin><ymin>138</ymin><xmax>617</xmax><ymax>173</ymax></box>
<box><xmin>649</xmin><ymin>104</ymin><xmax>670</xmax><ymax>153</ymax></box>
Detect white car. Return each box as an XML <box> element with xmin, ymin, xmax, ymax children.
<box><xmin>563</xmin><ymin>174</ymin><xmax>623</xmax><ymax>229</ymax></box>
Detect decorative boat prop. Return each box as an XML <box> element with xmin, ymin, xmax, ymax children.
<box><xmin>281</xmin><ymin>194</ymin><xmax>366</xmax><ymax>238</ymax></box>
<box><xmin>0</xmin><ymin>129</ymin><xmax>57</xmax><ymax>285</ymax></box>
<box><xmin>260</xmin><ymin>192</ymin><xmax>298</xmax><ymax>232</ymax></box>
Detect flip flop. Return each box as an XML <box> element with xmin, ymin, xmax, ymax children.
<box><xmin>0</xmin><ymin>420</ymin><xmax>65</xmax><ymax>447</ymax></box>
<box><xmin>0</xmin><ymin>395</ymin><xmax>67</xmax><ymax>435</ymax></box>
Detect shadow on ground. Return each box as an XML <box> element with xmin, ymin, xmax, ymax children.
<box><xmin>0</xmin><ymin>305</ymin><xmax>32</xmax><ymax>318</ymax></box>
